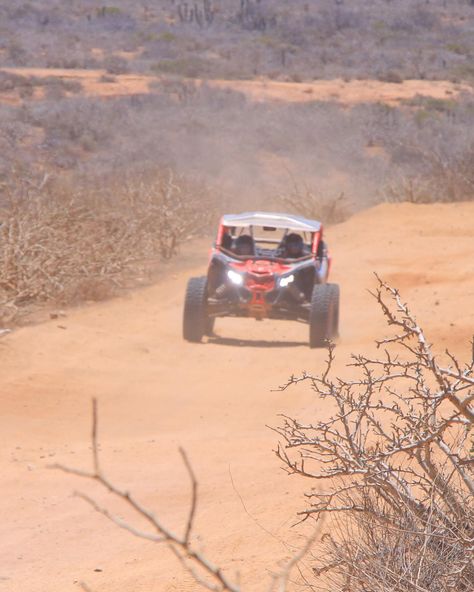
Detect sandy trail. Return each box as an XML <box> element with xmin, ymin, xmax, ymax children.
<box><xmin>1</xmin><ymin>67</ymin><xmax>472</xmax><ymax>105</ymax></box>
<box><xmin>1</xmin><ymin>202</ymin><xmax>473</xmax><ymax>591</ymax></box>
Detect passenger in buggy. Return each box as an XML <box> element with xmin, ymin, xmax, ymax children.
<box><xmin>234</xmin><ymin>234</ymin><xmax>255</xmax><ymax>257</ymax></box>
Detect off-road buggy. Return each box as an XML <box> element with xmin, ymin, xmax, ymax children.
<box><xmin>182</xmin><ymin>212</ymin><xmax>340</xmax><ymax>348</ymax></box>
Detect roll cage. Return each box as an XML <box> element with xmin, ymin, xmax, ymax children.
<box><xmin>214</xmin><ymin>211</ymin><xmax>326</xmax><ymax>262</ymax></box>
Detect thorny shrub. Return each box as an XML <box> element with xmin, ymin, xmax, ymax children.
<box><xmin>275</xmin><ymin>279</ymin><xmax>474</xmax><ymax>592</ymax></box>
<box><xmin>0</xmin><ymin>169</ymin><xmax>219</xmax><ymax>323</ymax></box>
<box><xmin>385</xmin><ymin>144</ymin><xmax>474</xmax><ymax>204</ymax></box>
<box><xmin>279</xmin><ymin>179</ymin><xmax>352</xmax><ymax>224</ymax></box>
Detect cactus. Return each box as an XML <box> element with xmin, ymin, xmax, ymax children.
<box><xmin>238</xmin><ymin>0</ymin><xmax>267</xmax><ymax>31</ymax></box>
<box><xmin>177</xmin><ymin>2</ymin><xmax>189</xmax><ymax>22</ymax></box>
<box><xmin>177</xmin><ymin>1</ymin><xmax>214</xmax><ymax>27</ymax></box>
<box><xmin>203</xmin><ymin>0</ymin><xmax>214</xmax><ymax>25</ymax></box>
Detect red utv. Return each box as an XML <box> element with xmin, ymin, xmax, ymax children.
<box><xmin>182</xmin><ymin>212</ymin><xmax>339</xmax><ymax>348</ymax></box>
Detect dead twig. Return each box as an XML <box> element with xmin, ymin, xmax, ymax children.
<box><xmin>54</xmin><ymin>398</ymin><xmax>324</xmax><ymax>591</ymax></box>
<box><xmin>275</xmin><ymin>277</ymin><xmax>474</xmax><ymax>591</ymax></box>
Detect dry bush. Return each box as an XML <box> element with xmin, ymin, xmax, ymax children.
<box><xmin>103</xmin><ymin>54</ymin><xmax>130</xmax><ymax>75</ymax></box>
<box><xmin>12</xmin><ymin>78</ymin><xmax>471</xmax><ymax>213</ymax></box>
<box><xmin>3</xmin><ymin>0</ymin><xmax>474</xmax><ymax>81</ymax></box>
<box><xmin>383</xmin><ymin>175</ymin><xmax>434</xmax><ymax>204</ymax></box>
<box><xmin>381</xmin><ymin>97</ymin><xmax>474</xmax><ymax>205</ymax></box>
<box><xmin>315</xmin><ymin>488</ymin><xmax>473</xmax><ymax>592</ymax></box>
<box><xmin>376</xmin><ymin>70</ymin><xmax>404</xmax><ymax>84</ymax></box>
<box><xmin>279</xmin><ymin>179</ymin><xmax>352</xmax><ymax>224</ymax></box>
<box><xmin>385</xmin><ymin>145</ymin><xmax>474</xmax><ymax>204</ymax></box>
<box><xmin>275</xmin><ymin>278</ymin><xmax>474</xmax><ymax>591</ymax></box>
<box><xmin>0</xmin><ymin>71</ymin><xmax>33</xmax><ymax>92</ymax></box>
<box><xmin>0</xmin><ymin>169</ymin><xmax>218</xmax><ymax>322</ymax></box>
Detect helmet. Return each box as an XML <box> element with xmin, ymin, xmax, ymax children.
<box><xmin>235</xmin><ymin>234</ymin><xmax>254</xmax><ymax>256</ymax></box>
<box><xmin>285</xmin><ymin>233</ymin><xmax>304</xmax><ymax>258</ymax></box>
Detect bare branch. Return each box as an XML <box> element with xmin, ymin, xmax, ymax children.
<box><xmin>275</xmin><ymin>277</ymin><xmax>474</xmax><ymax>591</ymax></box>
<box><xmin>54</xmin><ymin>401</ymin><xmax>241</xmax><ymax>592</ymax></box>
<box><xmin>269</xmin><ymin>517</ymin><xmax>326</xmax><ymax>592</ymax></box>
<box><xmin>180</xmin><ymin>447</ymin><xmax>198</xmax><ymax>544</ymax></box>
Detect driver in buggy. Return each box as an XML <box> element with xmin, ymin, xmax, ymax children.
<box><xmin>282</xmin><ymin>233</ymin><xmax>316</xmax><ymax>299</ymax></box>
<box><xmin>283</xmin><ymin>233</ymin><xmax>306</xmax><ymax>258</ymax></box>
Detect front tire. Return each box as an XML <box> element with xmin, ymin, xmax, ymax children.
<box><xmin>331</xmin><ymin>284</ymin><xmax>340</xmax><ymax>340</ymax></box>
<box><xmin>205</xmin><ymin>316</ymin><xmax>215</xmax><ymax>336</ymax></box>
<box><xmin>183</xmin><ymin>276</ymin><xmax>209</xmax><ymax>343</ymax></box>
<box><xmin>309</xmin><ymin>283</ymin><xmax>340</xmax><ymax>348</ymax></box>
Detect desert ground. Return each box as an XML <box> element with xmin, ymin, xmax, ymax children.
<box><xmin>1</xmin><ymin>67</ymin><xmax>472</xmax><ymax>106</ymax></box>
<box><xmin>1</xmin><ymin>200</ymin><xmax>473</xmax><ymax>592</ymax></box>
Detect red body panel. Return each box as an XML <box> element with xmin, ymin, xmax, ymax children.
<box><xmin>230</xmin><ymin>259</ymin><xmax>290</xmax><ymax>277</ymax></box>
<box><xmin>311</xmin><ymin>230</ymin><xmax>320</xmax><ymax>255</ymax></box>
<box><xmin>229</xmin><ymin>260</ymin><xmax>289</xmax><ymax>319</ymax></box>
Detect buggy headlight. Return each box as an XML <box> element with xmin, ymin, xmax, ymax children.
<box><xmin>279</xmin><ymin>274</ymin><xmax>295</xmax><ymax>288</ymax></box>
<box><xmin>227</xmin><ymin>269</ymin><xmax>244</xmax><ymax>286</ymax></box>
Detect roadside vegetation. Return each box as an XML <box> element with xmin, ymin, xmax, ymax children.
<box><xmin>0</xmin><ymin>168</ymin><xmax>218</xmax><ymax>324</ymax></box>
<box><xmin>276</xmin><ymin>280</ymin><xmax>474</xmax><ymax>591</ymax></box>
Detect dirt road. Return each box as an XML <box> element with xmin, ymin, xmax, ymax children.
<box><xmin>1</xmin><ymin>202</ymin><xmax>473</xmax><ymax>591</ymax></box>
<box><xmin>1</xmin><ymin>67</ymin><xmax>471</xmax><ymax>106</ymax></box>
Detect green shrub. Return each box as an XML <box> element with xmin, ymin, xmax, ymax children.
<box><xmin>445</xmin><ymin>43</ymin><xmax>470</xmax><ymax>56</ymax></box>
<box><xmin>402</xmin><ymin>95</ymin><xmax>456</xmax><ymax>113</ymax></box>
<box><xmin>159</xmin><ymin>31</ymin><xmax>178</xmax><ymax>43</ymax></box>
<box><xmin>377</xmin><ymin>70</ymin><xmax>404</xmax><ymax>84</ymax></box>
<box><xmin>96</xmin><ymin>6</ymin><xmax>122</xmax><ymax>17</ymax></box>
<box><xmin>151</xmin><ymin>58</ymin><xmax>204</xmax><ymax>78</ymax></box>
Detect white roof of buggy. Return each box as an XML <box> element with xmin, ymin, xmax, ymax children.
<box><xmin>222</xmin><ymin>211</ymin><xmax>321</xmax><ymax>232</ymax></box>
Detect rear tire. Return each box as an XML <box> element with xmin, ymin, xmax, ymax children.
<box><xmin>183</xmin><ymin>276</ymin><xmax>209</xmax><ymax>343</ymax></box>
<box><xmin>309</xmin><ymin>283</ymin><xmax>340</xmax><ymax>348</ymax></box>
